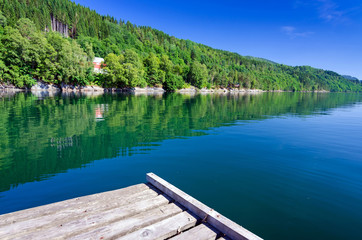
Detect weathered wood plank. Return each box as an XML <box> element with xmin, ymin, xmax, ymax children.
<box><xmin>3</xmin><ymin>194</ymin><xmax>170</xmax><ymax>240</ymax></box>
<box><xmin>0</xmin><ymin>188</ymin><xmax>159</xmax><ymax>237</ymax></box>
<box><xmin>0</xmin><ymin>188</ymin><xmax>159</xmax><ymax>236</ymax></box>
<box><xmin>169</xmin><ymin>223</ymin><xmax>219</xmax><ymax>240</ymax></box>
<box><xmin>0</xmin><ymin>183</ymin><xmax>151</xmax><ymax>227</ymax></box>
<box><xmin>69</xmin><ymin>203</ymin><xmax>184</xmax><ymax>240</ymax></box>
<box><xmin>146</xmin><ymin>173</ymin><xmax>262</xmax><ymax>240</ymax></box>
<box><xmin>117</xmin><ymin>211</ymin><xmax>198</xmax><ymax>240</ymax></box>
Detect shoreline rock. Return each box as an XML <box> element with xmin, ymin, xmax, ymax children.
<box><xmin>1</xmin><ymin>81</ymin><xmax>331</xmax><ymax>96</ymax></box>
<box><xmin>176</xmin><ymin>87</ymin><xmax>197</xmax><ymax>94</ymax></box>
<box><xmin>104</xmin><ymin>87</ymin><xmax>165</xmax><ymax>94</ymax></box>
<box><xmin>31</xmin><ymin>81</ymin><xmax>61</xmax><ymax>93</ymax></box>
<box><xmin>61</xmin><ymin>83</ymin><xmax>104</xmax><ymax>93</ymax></box>
<box><xmin>178</xmin><ymin>87</ymin><xmax>265</xmax><ymax>94</ymax></box>
<box><xmin>0</xmin><ymin>83</ymin><xmax>28</xmax><ymax>92</ymax></box>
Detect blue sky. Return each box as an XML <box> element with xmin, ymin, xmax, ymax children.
<box><xmin>73</xmin><ymin>0</ymin><xmax>362</xmax><ymax>79</ymax></box>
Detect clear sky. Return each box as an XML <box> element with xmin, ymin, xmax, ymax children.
<box><xmin>73</xmin><ymin>0</ymin><xmax>362</xmax><ymax>79</ymax></box>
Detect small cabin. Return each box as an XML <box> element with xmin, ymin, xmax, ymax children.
<box><xmin>93</xmin><ymin>57</ymin><xmax>104</xmax><ymax>73</ymax></box>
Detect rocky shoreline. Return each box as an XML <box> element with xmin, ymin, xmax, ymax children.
<box><xmin>0</xmin><ymin>81</ymin><xmax>329</xmax><ymax>96</ymax></box>
<box><xmin>177</xmin><ymin>87</ymin><xmax>264</xmax><ymax>94</ymax></box>
<box><xmin>0</xmin><ymin>82</ymin><xmax>166</xmax><ymax>94</ymax></box>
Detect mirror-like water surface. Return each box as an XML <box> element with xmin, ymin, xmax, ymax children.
<box><xmin>0</xmin><ymin>92</ymin><xmax>361</xmax><ymax>239</ymax></box>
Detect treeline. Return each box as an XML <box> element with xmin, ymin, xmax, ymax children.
<box><xmin>1</xmin><ymin>0</ymin><xmax>361</xmax><ymax>92</ymax></box>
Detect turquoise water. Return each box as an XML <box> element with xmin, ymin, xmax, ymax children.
<box><xmin>0</xmin><ymin>92</ymin><xmax>361</xmax><ymax>239</ymax></box>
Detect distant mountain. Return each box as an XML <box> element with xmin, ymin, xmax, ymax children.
<box><xmin>342</xmin><ymin>75</ymin><xmax>360</xmax><ymax>81</ymax></box>
<box><xmin>0</xmin><ymin>0</ymin><xmax>361</xmax><ymax>92</ymax></box>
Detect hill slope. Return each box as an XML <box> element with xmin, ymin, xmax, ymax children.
<box><xmin>342</xmin><ymin>75</ymin><xmax>360</xmax><ymax>81</ymax></box>
<box><xmin>0</xmin><ymin>0</ymin><xmax>361</xmax><ymax>92</ymax></box>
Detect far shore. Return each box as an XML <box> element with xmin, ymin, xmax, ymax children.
<box><xmin>0</xmin><ymin>81</ymin><xmax>330</xmax><ymax>96</ymax></box>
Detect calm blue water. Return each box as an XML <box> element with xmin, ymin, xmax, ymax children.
<box><xmin>0</xmin><ymin>92</ymin><xmax>361</xmax><ymax>239</ymax></box>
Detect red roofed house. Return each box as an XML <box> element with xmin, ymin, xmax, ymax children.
<box><xmin>93</xmin><ymin>57</ymin><xmax>104</xmax><ymax>73</ymax></box>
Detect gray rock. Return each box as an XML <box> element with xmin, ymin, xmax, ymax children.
<box><xmin>31</xmin><ymin>81</ymin><xmax>60</xmax><ymax>92</ymax></box>
<box><xmin>127</xmin><ymin>87</ymin><xmax>165</xmax><ymax>93</ymax></box>
<box><xmin>60</xmin><ymin>83</ymin><xmax>77</xmax><ymax>92</ymax></box>
<box><xmin>0</xmin><ymin>83</ymin><xmax>27</xmax><ymax>92</ymax></box>
<box><xmin>176</xmin><ymin>87</ymin><xmax>197</xmax><ymax>93</ymax></box>
<box><xmin>78</xmin><ymin>86</ymin><xmax>94</xmax><ymax>92</ymax></box>
<box><xmin>92</xmin><ymin>86</ymin><xmax>104</xmax><ymax>92</ymax></box>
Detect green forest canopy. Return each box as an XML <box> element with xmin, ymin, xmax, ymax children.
<box><xmin>0</xmin><ymin>0</ymin><xmax>361</xmax><ymax>92</ymax></box>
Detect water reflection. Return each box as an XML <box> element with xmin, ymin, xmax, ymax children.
<box><xmin>50</xmin><ymin>137</ymin><xmax>74</xmax><ymax>150</ymax></box>
<box><xmin>95</xmin><ymin>104</ymin><xmax>108</xmax><ymax>121</ymax></box>
<box><xmin>0</xmin><ymin>92</ymin><xmax>361</xmax><ymax>192</ymax></box>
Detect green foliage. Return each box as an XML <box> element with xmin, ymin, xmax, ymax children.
<box><xmin>0</xmin><ymin>11</ymin><xmax>6</xmax><ymax>27</ymax></box>
<box><xmin>48</xmin><ymin>33</ymin><xmax>91</xmax><ymax>84</ymax></box>
<box><xmin>144</xmin><ymin>53</ymin><xmax>165</xmax><ymax>86</ymax></box>
<box><xmin>163</xmin><ymin>73</ymin><xmax>184</xmax><ymax>91</ymax></box>
<box><xmin>0</xmin><ymin>0</ymin><xmax>361</xmax><ymax>91</ymax></box>
<box><xmin>189</xmin><ymin>61</ymin><xmax>208</xmax><ymax>89</ymax></box>
<box><xmin>0</xmin><ymin>0</ymin><xmax>115</xmax><ymax>38</ymax></box>
<box><xmin>103</xmin><ymin>51</ymin><xmax>146</xmax><ymax>87</ymax></box>
<box><xmin>0</xmin><ymin>17</ymin><xmax>93</xmax><ymax>87</ymax></box>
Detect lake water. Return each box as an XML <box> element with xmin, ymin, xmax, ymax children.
<box><xmin>0</xmin><ymin>92</ymin><xmax>361</xmax><ymax>239</ymax></box>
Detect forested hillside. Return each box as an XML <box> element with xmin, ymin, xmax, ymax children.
<box><xmin>0</xmin><ymin>0</ymin><xmax>361</xmax><ymax>91</ymax></box>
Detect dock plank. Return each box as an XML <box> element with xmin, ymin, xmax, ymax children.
<box><xmin>117</xmin><ymin>211</ymin><xmax>198</xmax><ymax>240</ymax></box>
<box><xmin>0</xmin><ymin>173</ymin><xmax>262</xmax><ymax>240</ymax></box>
<box><xmin>0</xmin><ymin>183</ymin><xmax>151</xmax><ymax>227</ymax></box>
<box><xmin>3</xmin><ymin>194</ymin><xmax>170</xmax><ymax>240</ymax></box>
<box><xmin>70</xmin><ymin>203</ymin><xmax>183</xmax><ymax>240</ymax></box>
<box><xmin>169</xmin><ymin>223</ymin><xmax>218</xmax><ymax>240</ymax></box>
<box><xmin>0</xmin><ymin>189</ymin><xmax>159</xmax><ymax>236</ymax></box>
<box><xmin>147</xmin><ymin>173</ymin><xmax>262</xmax><ymax>240</ymax></box>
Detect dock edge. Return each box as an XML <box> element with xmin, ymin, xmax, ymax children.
<box><xmin>146</xmin><ymin>172</ymin><xmax>263</xmax><ymax>240</ymax></box>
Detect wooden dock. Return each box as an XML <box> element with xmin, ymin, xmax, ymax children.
<box><xmin>0</xmin><ymin>173</ymin><xmax>262</xmax><ymax>240</ymax></box>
